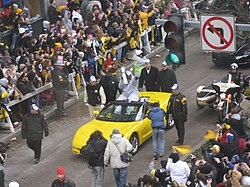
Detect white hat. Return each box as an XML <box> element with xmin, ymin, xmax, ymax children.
<box><xmin>9</xmin><ymin>181</ymin><xmax>19</xmax><ymax>187</ymax></box>
<box><xmin>31</xmin><ymin>104</ymin><xmax>39</xmax><ymax>111</ymax></box>
<box><xmin>19</xmin><ymin>28</ymin><xmax>25</xmax><ymax>34</ymax></box>
<box><xmin>135</xmin><ymin>50</ymin><xmax>142</xmax><ymax>56</ymax></box>
<box><xmin>126</xmin><ymin>71</ymin><xmax>132</xmax><ymax>76</ymax></box>
<box><xmin>242</xmin><ymin>176</ymin><xmax>250</xmax><ymax>185</ymax></box>
<box><xmin>171</xmin><ymin>84</ymin><xmax>179</xmax><ymax>90</ymax></box>
<box><xmin>143</xmin><ymin>57</ymin><xmax>150</xmax><ymax>63</ymax></box>
<box><xmin>230</xmin><ymin>63</ymin><xmax>238</xmax><ymax>69</ymax></box>
<box><xmin>90</xmin><ymin>75</ymin><xmax>96</xmax><ymax>82</ymax></box>
<box><xmin>78</xmin><ymin>52</ymin><xmax>84</xmax><ymax>58</ymax></box>
<box><xmin>162</xmin><ymin>61</ymin><xmax>167</xmax><ymax>66</ymax></box>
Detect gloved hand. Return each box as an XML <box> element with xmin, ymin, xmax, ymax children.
<box><xmin>85</xmin><ymin>103</ymin><xmax>89</xmax><ymax>106</ymax></box>
<box><xmin>45</xmin><ymin>133</ymin><xmax>49</xmax><ymax>137</ymax></box>
<box><xmin>101</xmin><ymin>104</ymin><xmax>105</xmax><ymax>109</ymax></box>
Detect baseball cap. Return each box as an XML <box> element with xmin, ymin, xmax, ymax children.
<box><xmin>90</xmin><ymin>75</ymin><xmax>96</xmax><ymax>82</ymax></box>
<box><xmin>126</xmin><ymin>71</ymin><xmax>132</xmax><ymax>76</ymax></box>
<box><xmin>171</xmin><ymin>84</ymin><xmax>179</xmax><ymax>90</ymax></box>
<box><xmin>31</xmin><ymin>104</ymin><xmax>39</xmax><ymax>111</ymax></box>
<box><xmin>162</xmin><ymin>61</ymin><xmax>167</xmax><ymax>66</ymax></box>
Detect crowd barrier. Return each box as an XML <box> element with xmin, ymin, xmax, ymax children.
<box><xmin>0</xmin><ymin>26</ymin><xmax>158</xmax><ymax>134</ymax></box>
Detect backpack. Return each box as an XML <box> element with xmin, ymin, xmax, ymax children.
<box><xmin>80</xmin><ymin>142</ymin><xmax>99</xmax><ymax>167</ymax></box>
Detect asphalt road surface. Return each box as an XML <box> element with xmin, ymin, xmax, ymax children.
<box><xmin>4</xmin><ymin>30</ymin><xmax>250</xmax><ymax>187</ymax></box>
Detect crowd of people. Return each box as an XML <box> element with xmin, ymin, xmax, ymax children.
<box><xmin>0</xmin><ymin>0</ymin><xmax>249</xmax><ymax>186</ymax></box>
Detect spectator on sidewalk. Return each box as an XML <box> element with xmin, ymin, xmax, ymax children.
<box><xmin>158</xmin><ymin>61</ymin><xmax>177</xmax><ymax>93</ymax></box>
<box><xmin>51</xmin><ymin>167</ymin><xmax>76</xmax><ymax>187</ymax></box>
<box><xmin>48</xmin><ymin>0</ymin><xmax>62</xmax><ymax>26</ymax></box>
<box><xmin>99</xmin><ymin>69</ymin><xmax>119</xmax><ymax>104</ymax></box>
<box><xmin>148</xmin><ymin>102</ymin><xmax>165</xmax><ymax>160</ymax></box>
<box><xmin>84</xmin><ymin>75</ymin><xmax>106</xmax><ymax>118</ymax></box>
<box><xmin>86</xmin><ymin>130</ymin><xmax>108</xmax><ymax>187</ymax></box>
<box><xmin>166</xmin><ymin>151</ymin><xmax>190</xmax><ymax>185</ymax></box>
<box><xmin>139</xmin><ymin>59</ymin><xmax>159</xmax><ymax>91</ymax></box>
<box><xmin>21</xmin><ymin>104</ymin><xmax>49</xmax><ymax>164</ymax></box>
<box><xmin>51</xmin><ymin>57</ymin><xmax>69</xmax><ymax>117</ymax></box>
<box><xmin>16</xmin><ymin>72</ymin><xmax>35</xmax><ymax>117</ymax></box>
<box><xmin>104</xmin><ymin>128</ymin><xmax>133</xmax><ymax>187</ymax></box>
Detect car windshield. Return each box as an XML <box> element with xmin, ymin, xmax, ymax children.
<box><xmin>96</xmin><ymin>102</ymin><xmax>145</xmax><ymax>122</ymax></box>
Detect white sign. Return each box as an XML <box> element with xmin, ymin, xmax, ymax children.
<box><xmin>200</xmin><ymin>15</ymin><xmax>236</xmax><ymax>52</ymax></box>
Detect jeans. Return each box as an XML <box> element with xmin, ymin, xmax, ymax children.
<box><xmin>90</xmin><ymin>166</ymin><xmax>104</xmax><ymax>187</ymax></box>
<box><xmin>113</xmin><ymin>167</ymin><xmax>128</xmax><ymax>187</ymax></box>
<box><xmin>152</xmin><ymin>128</ymin><xmax>165</xmax><ymax>155</ymax></box>
<box><xmin>116</xmin><ymin>47</ymin><xmax>122</xmax><ymax>61</ymax></box>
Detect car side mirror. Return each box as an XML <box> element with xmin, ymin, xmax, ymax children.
<box><xmin>93</xmin><ymin>110</ymin><xmax>100</xmax><ymax>115</ymax></box>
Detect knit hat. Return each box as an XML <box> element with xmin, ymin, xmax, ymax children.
<box><xmin>227</xmin><ymin>133</ymin><xmax>235</xmax><ymax>142</ymax></box>
<box><xmin>169</xmin><ymin>152</ymin><xmax>179</xmax><ymax>163</ymax></box>
<box><xmin>57</xmin><ymin>167</ymin><xmax>65</xmax><ymax>175</ymax></box>
<box><xmin>9</xmin><ymin>182</ymin><xmax>19</xmax><ymax>187</ymax></box>
<box><xmin>212</xmin><ymin>144</ymin><xmax>220</xmax><ymax>154</ymax></box>
<box><xmin>112</xmin><ymin>128</ymin><xmax>120</xmax><ymax>135</ymax></box>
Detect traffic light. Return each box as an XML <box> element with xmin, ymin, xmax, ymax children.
<box><xmin>164</xmin><ymin>14</ymin><xmax>185</xmax><ymax>65</ymax></box>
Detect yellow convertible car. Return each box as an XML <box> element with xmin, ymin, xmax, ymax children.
<box><xmin>72</xmin><ymin>92</ymin><xmax>172</xmax><ymax>155</ymax></box>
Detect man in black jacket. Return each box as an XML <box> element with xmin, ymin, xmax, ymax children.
<box><xmin>51</xmin><ymin>167</ymin><xmax>76</xmax><ymax>187</ymax></box>
<box><xmin>139</xmin><ymin>60</ymin><xmax>159</xmax><ymax>91</ymax></box>
<box><xmin>99</xmin><ymin>69</ymin><xmax>119</xmax><ymax>104</ymax></box>
<box><xmin>167</xmin><ymin>84</ymin><xmax>188</xmax><ymax>145</ymax></box>
<box><xmin>51</xmin><ymin>57</ymin><xmax>69</xmax><ymax>117</ymax></box>
<box><xmin>86</xmin><ymin>130</ymin><xmax>107</xmax><ymax>187</ymax></box>
<box><xmin>21</xmin><ymin>104</ymin><xmax>49</xmax><ymax>164</ymax></box>
<box><xmin>158</xmin><ymin>61</ymin><xmax>177</xmax><ymax>93</ymax></box>
<box><xmin>47</xmin><ymin>0</ymin><xmax>62</xmax><ymax>25</ymax></box>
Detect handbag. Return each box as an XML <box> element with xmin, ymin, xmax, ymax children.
<box><xmin>114</xmin><ymin>143</ymin><xmax>133</xmax><ymax>163</ymax></box>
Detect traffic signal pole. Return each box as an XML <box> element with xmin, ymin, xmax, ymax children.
<box><xmin>156</xmin><ymin>19</ymin><xmax>250</xmax><ymax>31</ymax></box>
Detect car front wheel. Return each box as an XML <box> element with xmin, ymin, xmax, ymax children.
<box><xmin>130</xmin><ymin>133</ymin><xmax>139</xmax><ymax>155</ymax></box>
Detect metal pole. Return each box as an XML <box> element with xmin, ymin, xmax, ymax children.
<box><xmin>156</xmin><ymin>19</ymin><xmax>250</xmax><ymax>31</ymax></box>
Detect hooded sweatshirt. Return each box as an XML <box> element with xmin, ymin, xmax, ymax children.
<box><xmin>149</xmin><ymin>107</ymin><xmax>165</xmax><ymax>129</ymax></box>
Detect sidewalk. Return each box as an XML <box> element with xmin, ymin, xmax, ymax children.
<box><xmin>0</xmin><ymin>28</ymin><xmax>196</xmax><ymax>144</ymax></box>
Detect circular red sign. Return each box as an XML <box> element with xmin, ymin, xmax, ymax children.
<box><xmin>202</xmin><ymin>16</ymin><xmax>234</xmax><ymax>50</ymax></box>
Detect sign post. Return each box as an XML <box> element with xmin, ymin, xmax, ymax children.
<box><xmin>200</xmin><ymin>15</ymin><xmax>236</xmax><ymax>52</ymax></box>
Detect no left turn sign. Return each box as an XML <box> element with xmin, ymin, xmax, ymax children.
<box><xmin>201</xmin><ymin>15</ymin><xmax>236</xmax><ymax>52</ymax></box>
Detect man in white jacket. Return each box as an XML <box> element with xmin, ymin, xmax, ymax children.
<box><xmin>166</xmin><ymin>151</ymin><xmax>190</xmax><ymax>185</ymax></box>
<box><xmin>104</xmin><ymin>128</ymin><xmax>133</xmax><ymax>187</ymax></box>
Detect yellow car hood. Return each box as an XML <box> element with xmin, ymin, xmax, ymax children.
<box><xmin>72</xmin><ymin>119</ymin><xmax>137</xmax><ymax>154</ymax></box>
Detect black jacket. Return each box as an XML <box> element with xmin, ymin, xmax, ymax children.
<box><xmin>51</xmin><ymin>177</ymin><xmax>76</xmax><ymax>187</ymax></box>
<box><xmin>87</xmin><ymin>138</ymin><xmax>108</xmax><ymax>167</ymax></box>
<box><xmin>47</xmin><ymin>5</ymin><xmax>61</xmax><ymax>25</ymax></box>
<box><xmin>51</xmin><ymin>67</ymin><xmax>69</xmax><ymax>90</ymax></box>
<box><xmin>99</xmin><ymin>75</ymin><xmax>119</xmax><ymax>104</ymax></box>
<box><xmin>167</xmin><ymin>93</ymin><xmax>188</xmax><ymax>122</ymax></box>
<box><xmin>139</xmin><ymin>66</ymin><xmax>159</xmax><ymax>91</ymax></box>
<box><xmin>158</xmin><ymin>69</ymin><xmax>177</xmax><ymax>92</ymax></box>
<box><xmin>21</xmin><ymin>112</ymin><xmax>49</xmax><ymax>141</ymax></box>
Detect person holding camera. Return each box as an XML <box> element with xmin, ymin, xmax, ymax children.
<box><xmin>104</xmin><ymin>128</ymin><xmax>133</xmax><ymax>187</ymax></box>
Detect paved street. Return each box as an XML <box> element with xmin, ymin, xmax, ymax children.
<box><xmin>4</xmin><ymin>30</ymin><xmax>250</xmax><ymax>186</ymax></box>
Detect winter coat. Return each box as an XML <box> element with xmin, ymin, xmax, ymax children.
<box><xmin>87</xmin><ymin>138</ymin><xmax>108</xmax><ymax>167</ymax></box>
<box><xmin>167</xmin><ymin>93</ymin><xmax>188</xmax><ymax>122</ymax></box>
<box><xmin>51</xmin><ymin>67</ymin><xmax>69</xmax><ymax>90</ymax></box>
<box><xmin>51</xmin><ymin>177</ymin><xmax>76</xmax><ymax>187</ymax></box>
<box><xmin>21</xmin><ymin>112</ymin><xmax>49</xmax><ymax>141</ymax></box>
<box><xmin>104</xmin><ymin>134</ymin><xmax>133</xmax><ymax>169</ymax></box>
<box><xmin>158</xmin><ymin>69</ymin><xmax>177</xmax><ymax>93</ymax></box>
<box><xmin>149</xmin><ymin>107</ymin><xmax>165</xmax><ymax>129</ymax></box>
<box><xmin>139</xmin><ymin>66</ymin><xmax>159</xmax><ymax>91</ymax></box>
